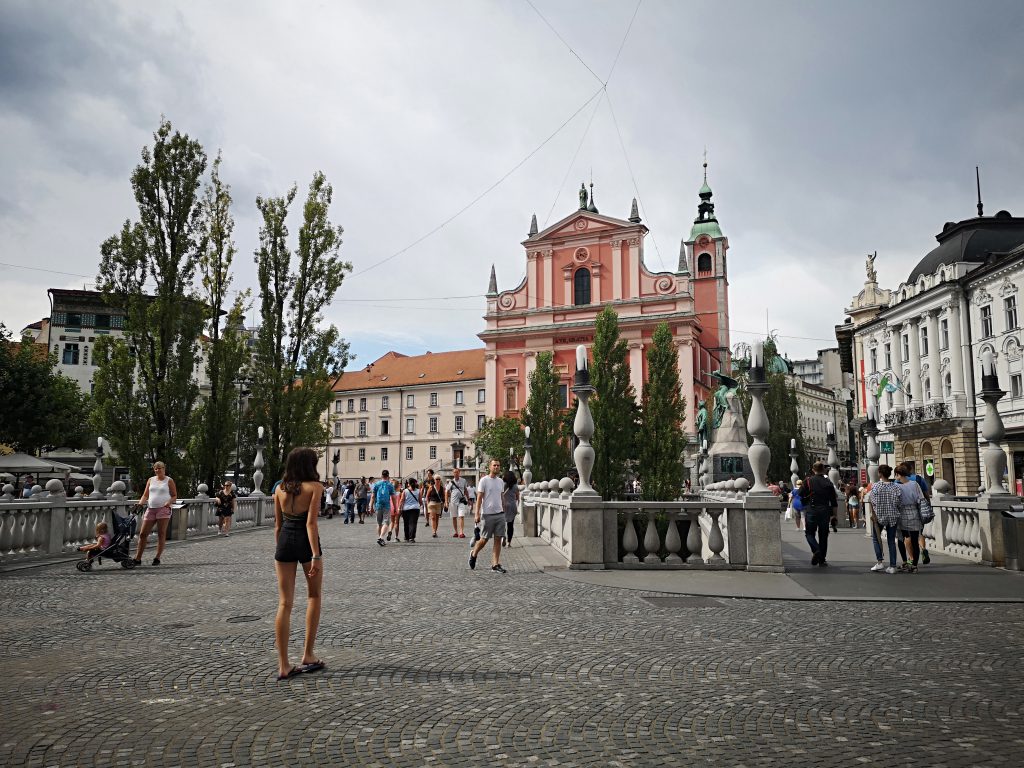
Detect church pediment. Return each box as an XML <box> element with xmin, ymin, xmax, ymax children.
<box><xmin>527</xmin><ymin>211</ymin><xmax>641</xmax><ymax>243</ymax></box>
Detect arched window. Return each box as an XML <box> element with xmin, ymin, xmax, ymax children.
<box><xmin>943</xmin><ymin>373</ymin><xmax>951</xmax><ymax>399</ymax></box>
<box><xmin>924</xmin><ymin>377</ymin><xmax>931</xmax><ymax>401</ymax></box>
<box><xmin>574</xmin><ymin>268</ymin><xmax>591</xmax><ymax>306</ymax></box>
<box><xmin>697</xmin><ymin>253</ymin><xmax>712</xmax><ymax>273</ymax></box>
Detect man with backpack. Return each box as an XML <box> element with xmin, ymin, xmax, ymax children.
<box><xmin>355</xmin><ymin>477</ymin><xmax>369</xmax><ymax>523</ymax></box>
<box><xmin>799</xmin><ymin>462</ymin><xmax>838</xmax><ymax>567</ymax></box>
<box><xmin>902</xmin><ymin>463</ymin><xmax>933</xmax><ymax>565</ymax></box>
<box><xmin>446</xmin><ymin>468</ymin><xmax>470</xmax><ymax>539</ymax></box>
<box><xmin>371</xmin><ymin>471</ymin><xmax>396</xmax><ymax>546</ymax></box>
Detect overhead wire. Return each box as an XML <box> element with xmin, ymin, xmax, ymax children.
<box><xmin>542</xmin><ymin>96</ymin><xmax>604</xmax><ymax>228</ymax></box>
<box><xmin>524</xmin><ymin>0</ymin><xmax>604</xmax><ymax>86</ymax></box>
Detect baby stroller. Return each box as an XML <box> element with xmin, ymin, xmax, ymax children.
<box><xmin>76</xmin><ymin>506</ymin><xmax>140</xmax><ymax>572</ymax></box>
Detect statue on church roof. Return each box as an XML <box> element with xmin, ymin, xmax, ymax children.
<box><xmin>866</xmin><ymin>251</ymin><xmax>878</xmax><ymax>284</ymax></box>
<box><xmin>579</xmin><ymin>183</ymin><xmax>588</xmax><ymax>210</ymax></box>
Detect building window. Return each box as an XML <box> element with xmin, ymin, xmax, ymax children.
<box><xmin>429</xmin><ymin>416</ymin><xmax>438</xmax><ymax>433</ymax></box>
<box><xmin>455</xmin><ymin>390</ymin><xmax>464</xmax><ymax>405</ymax></box>
<box><xmin>944</xmin><ymin>373</ymin><xmax>952</xmax><ymax>399</ymax></box>
<box><xmin>886</xmin><ymin>391</ymin><xmax>894</xmax><ymax>410</ymax></box>
<box><xmin>1005</xmin><ymin>296</ymin><xmax>1018</xmax><ymax>330</ymax></box>
<box><xmin>333</xmin><ymin>422</ymin><xmax>341</xmax><ymax>438</ymax></box>
<box><xmin>82</xmin><ymin>346</ymin><xmax>89</xmax><ymax>366</ymax></box>
<box><xmin>358</xmin><ymin>421</ymin><xmax>367</xmax><ymax>437</ymax></box>
<box><xmin>62</xmin><ymin>343</ymin><xmax>80</xmax><ymax>365</ymax></box>
<box><xmin>981</xmin><ymin>305</ymin><xmax>993</xmax><ymax>337</ymax></box>
<box><xmin>347</xmin><ymin>399</ymin><xmax>355</xmax><ymax>413</ymax></box>
<box><xmin>381</xmin><ymin>420</ymin><xmax>389</xmax><ymax>435</ymax></box>
<box><xmin>697</xmin><ymin>252</ymin><xmax>712</xmax><ymax>273</ymax></box>
<box><xmin>558</xmin><ymin>383</ymin><xmax>569</xmax><ymax>408</ymax></box>
<box><xmin>381</xmin><ymin>447</ymin><xmax>389</xmax><ymax>462</ymax></box>
<box><xmin>358</xmin><ymin>448</ymin><xmax>366</xmax><ymax>462</ymax></box>
<box><xmin>901</xmin><ymin>334</ymin><xmax>909</xmax><ymax>361</ymax></box>
<box><xmin>477</xmin><ymin>388</ymin><xmax>486</xmax><ymax>403</ymax></box>
<box><xmin>1013</xmin><ymin>374</ymin><xmax>1023</xmax><ymax>399</ymax></box>
<box><xmin>359</xmin><ymin>397</ymin><xmax>367</xmax><ymax>412</ymax></box>
<box><xmin>66</xmin><ymin>313</ymin><xmax>82</xmax><ymax>328</ymax></box>
<box><xmin>573</xmin><ymin>268</ymin><xmax>591</xmax><ymax>306</ymax></box>
<box><xmin>505</xmin><ymin>385</ymin><xmax>516</xmax><ymax>411</ymax></box>
<box><xmin>406</xmin><ymin>394</ymin><xmax>415</xmax><ymax>408</ymax></box>
<box><xmin>334</xmin><ymin>400</ymin><xmax>343</xmax><ymax>413</ymax></box>
<box><xmin>381</xmin><ymin>395</ymin><xmax>390</xmax><ymax>410</ymax></box>
<box><xmin>94</xmin><ymin>313</ymin><xmax>111</xmax><ymax>329</ymax></box>
<box><xmin>430</xmin><ymin>392</ymin><xmax>438</xmax><ymax>407</ymax></box>
<box><xmin>869</xmin><ymin>348</ymin><xmax>877</xmax><ymax>374</ymax></box>
<box><xmin>884</xmin><ymin>343</ymin><xmax>891</xmax><ymax>370</ymax></box>
<box><xmin>406</xmin><ymin>446</ymin><xmax>413</xmax><ymax>461</ymax></box>
<box><xmin>429</xmin><ymin>445</ymin><xmax>437</xmax><ymax>460</ymax></box>
<box><xmin>477</xmin><ymin>414</ymin><xmax>485</xmax><ymax>429</ymax></box>
<box><xmin>940</xmin><ymin>319</ymin><xmax>949</xmax><ymax>350</ymax></box>
<box><xmin>924</xmin><ymin>377</ymin><xmax>931</xmax><ymax>401</ymax></box>
<box><xmin>110</xmin><ymin>315</ymin><xmax>124</xmax><ymax>329</ymax></box>
<box><xmin>455</xmin><ymin>415</ymin><xmax>464</xmax><ymax>432</ymax></box>
<box><xmin>405</xmin><ymin>418</ymin><xmax>415</xmax><ymax>434</ymax></box>
<box><xmin>920</xmin><ymin>327</ymin><xmax>928</xmax><ymax>357</ymax></box>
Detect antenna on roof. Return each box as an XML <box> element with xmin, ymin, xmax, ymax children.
<box><xmin>976</xmin><ymin>166</ymin><xmax>984</xmax><ymax>217</ymax></box>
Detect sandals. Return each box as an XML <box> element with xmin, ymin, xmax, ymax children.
<box><xmin>299</xmin><ymin>660</ymin><xmax>326</xmax><ymax>674</ymax></box>
<box><xmin>277</xmin><ymin>666</ymin><xmax>302</xmax><ymax>681</ymax></box>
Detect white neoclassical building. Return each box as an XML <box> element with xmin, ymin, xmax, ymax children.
<box><xmin>837</xmin><ymin>207</ymin><xmax>1024</xmax><ymax>494</ymax></box>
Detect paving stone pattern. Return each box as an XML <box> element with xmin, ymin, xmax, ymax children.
<box><xmin>2</xmin><ymin>520</ymin><xmax>1022</xmax><ymax>766</ymax></box>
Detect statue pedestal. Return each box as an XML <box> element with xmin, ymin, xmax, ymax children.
<box><xmin>708</xmin><ymin>393</ymin><xmax>753</xmax><ymax>484</ymax></box>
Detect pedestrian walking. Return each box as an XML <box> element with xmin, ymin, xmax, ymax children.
<box><xmin>788</xmin><ymin>479</ymin><xmax>804</xmax><ymax>529</ymax></box>
<box><xmin>400</xmin><ymin>478</ymin><xmax>420</xmax><ymax>542</ymax></box>
<box><xmin>371</xmin><ymin>471</ymin><xmax>394</xmax><ymax>546</ymax></box>
<box><xmin>355</xmin><ymin>477</ymin><xmax>369</xmax><ymax>523</ymax></box>
<box><xmin>846</xmin><ymin>483</ymin><xmax>861</xmax><ymax>528</ymax></box>
<box><xmin>868</xmin><ymin>464</ymin><xmax>902</xmax><ymax>574</ymax></box>
<box><xmin>215</xmin><ymin>480</ymin><xmax>237</xmax><ymax>536</ymax></box>
<box><xmin>343</xmin><ymin>480</ymin><xmax>356</xmax><ymax>523</ymax></box>
<box><xmin>425</xmin><ymin>475</ymin><xmax>444</xmax><ymax>537</ymax></box>
<box><xmin>894</xmin><ymin>464</ymin><xmax>926</xmax><ymax>572</ymax></box>
<box><xmin>272</xmin><ymin>447</ymin><xmax>325</xmax><ymax>681</ymax></box>
<box><xmin>446</xmin><ymin>468</ymin><xmax>470</xmax><ymax>538</ymax></box>
<box><xmin>904</xmin><ymin>463</ymin><xmax>932</xmax><ymax>564</ymax></box>
<box><xmin>388</xmin><ymin>477</ymin><xmax>402</xmax><ymax>542</ymax></box>
<box><xmin>323</xmin><ymin>482</ymin><xmax>335</xmax><ymax>520</ymax></box>
<box><xmin>419</xmin><ymin>469</ymin><xmax>435</xmax><ymax>516</ymax></box>
<box><xmin>133</xmin><ymin>461</ymin><xmax>177</xmax><ymax>566</ymax></box>
<box><xmin>798</xmin><ymin>462</ymin><xmax>837</xmax><ymax>567</ymax></box>
<box><xmin>502</xmin><ymin>469</ymin><xmax>519</xmax><ymax>547</ymax></box>
<box><xmin>469</xmin><ymin>459</ymin><xmax>508</xmax><ymax>573</ymax></box>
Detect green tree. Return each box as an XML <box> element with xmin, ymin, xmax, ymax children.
<box><xmin>94</xmin><ymin>118</ymin><xmax>207</xmax><ymax>486</ymax></box>
<box><xmin>637</xmin><ymin>323</ymin><xmax>688</xmax><ymax>500</ymax></box>
<box><xmin>520</xmin><ymin>351</ymin><xmax>564</xmax><ymax>480</ymax></box>
<box><xmin>473</xmin><ymin>417</ymin><xmax>524</xmax><ymax>469</ymax></box>
<box><xmin>248</xmin><ymin>172</ymin><xmax>351</xmax><ymax>485</ymax></box>
<box><xmin>189</xmin><ymin>154</ymin><xmax>251</xmax><ymax>489</ymax></box>
<box><xmin>0</xmin><ymin>325</ymin><xmax>90</xmax><ymax>453</ymax></box>
<box><xmin>590</xmin><ymin>306</ymin><xmax>638</xmax><ymax>500</ymax></box>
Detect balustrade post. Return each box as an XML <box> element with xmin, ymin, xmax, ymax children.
<box><xmin>706</xmin><ymin>508</ymin><xmax>726</xmax><ymax>564</ymax></box>
<box><xmin>251</xmin><ymin>427</ymin><xmax>266</xmax><ymax>496</ymax></box>
<box><xmin>44</xmin><ymin>479</ymin><xmax>66</xmax><ymax>554</ymax></box>
<box><xmin>743</xmin><ymin>345</ymin><xmax>784</xmax><ymax>570</ymax></box>
<box><xmin>642</xmin><ymin>510</ymin><xmax>661</xmax><ymax>564</ymax></box>
<box><xmin>864</xmin><ymin>408</ymin><xmax>880</xmax><ymax>538</ymax></box>
<box><xmin>664</xmin><ymin>510</ymin><xmax>682</xmax><ymax>564</ymax></box>
<box><xmin>684</xmin><ymin>509</ymin><xmax>702</xmax><ymax>562</ymax></box>
<box><xmin>1</xmin><ymin>484</ymin><xmax>13</xmax><ymax>502</ymax></box>
<box><xmin>622</xmin><ymin>509</ymin><xmax>639</xmax><ymax>564</ymax></box>
<box><xmin>90</xmin><ymin>437</ymin><xmax>105</xmax><ymax>499</ymax></box>
<box><xmin>976</xmin><ymin>351</ymin><xmax>1010</xmax><ymax>565</ymax></box>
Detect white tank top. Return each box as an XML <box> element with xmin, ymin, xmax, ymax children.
<box><xmin>148</xmin><ymin>476</ymin><xmax>172</xmax><ymax>508</ymax></box>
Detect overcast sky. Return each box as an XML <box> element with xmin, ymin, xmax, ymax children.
<box><xmin>2</xmin><ymin>0</ymin><xmax>1022</xmax><ymax>368</ymax></box>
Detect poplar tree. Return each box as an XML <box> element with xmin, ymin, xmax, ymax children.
<box><xmin>94</xmin><ymin>118</ymin><xmax>207</xmax><ymax>486</ymax></box>
<box><xmin>520</xmin><ymin>352</ymin><xmax>564</xmax><ymax>481</ymax></box>
<box><xmin>248</xmin><ymin>172</ymin><xmax>351</xmax><ymax>485</ymax></box>
<box><xmin>637</xmin><ymin>323</ymin><xmax>687</xmax><ymax>500</ymax></box>
<box><xmin>590</xmin><ymin>306</ymin><xmax>638</xmax><ymax>500</ymax></box>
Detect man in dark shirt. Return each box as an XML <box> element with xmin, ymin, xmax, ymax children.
<box><xmin>799</xmin><ymin>461</ymin><xmax>838</xmax><ymax>567</ymax></box>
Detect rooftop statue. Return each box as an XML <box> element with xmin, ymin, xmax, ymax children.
<box><xmin>579</xmin><ymin>182</ymin><xmax>588</xmax><ymax>210</ymax></box>
<box><xmin>866</xmin><ymin>251</ymin><xmax>877</xmax><ymax>284</ymax></box>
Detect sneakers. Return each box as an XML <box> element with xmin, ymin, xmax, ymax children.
<box><xmin>152</xmin><ymin>558</ymin><xmax>161</xmax><ymax>566</ymax></box>
<box><xmin>811</xmin><ymin>551</ymin><xmax>820</xmax><ymax>566</ymax></box>
<box><xmin>885</xmin><ymin>566</ymin><xmax>898</xmax><ymax>574</ymax></box>
<box><xmin>922</xmin><ymin>550</ymin><xmax>931</xmax><ymax>565</ymax></box>
<box><xmin>907</xmin><ymin>563</ymin><xmax>918</xmax><ymax>573</ymax></box>
<box><xmin>132</xmin><ymin>558</ymin><xmax>142</xmax><ymax>566</ymax></box>
<box><xmin>818</xmin><ymin>560</ymin><xmax>829</xmax><ymax>567</ymax></box>
<box><xmin>377</xmin><ymin>538</ymin><xmax>385</xmax><ymax>547</ymax></box>
<box><xmin>870</xmin><ymin>562</ymin><xmax>885</xmax><ymax>572</ymax></box>
<box><xmin>469</xmin><ymin>554</ymin><xmax>477</xmax><ymax>570</ymax></box>
<box><xmin>386</xmin><ymin>531</ymin><xmax>392</xmax><ymax>542</ymax></box>
<box><xmin>492</xmin><ymin>564</ymin><xmax>507</xmax><ymax>574</ymax></box>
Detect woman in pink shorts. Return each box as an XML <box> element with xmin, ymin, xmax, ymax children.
<box><xmin>133</xmin><ymin>461</ymin><xmax>177</xmax><ymax>566</ymax></box>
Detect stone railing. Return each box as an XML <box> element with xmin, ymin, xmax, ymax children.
<box><xmin>922</xmin><ymin>495</ymin><xmax>1008</xmax><ymax>565</ymax></box>
<box><xmin>0</xmin><ymin>480</ymin><xmax>272</xmax><ymax>564</ymax></box>
<box><xmin>883</xmin><ymin>403</ymin><xmax>950</xmax><ymax>428</ymax></box>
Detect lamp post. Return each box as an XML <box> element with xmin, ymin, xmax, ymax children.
<box><xmin>571</xmin><ymin>345</ymin><xmax>599</xmax><ymax>496</ymax></box>
<box><xmin>233</xmin><ymin>376</ymin><xmax>252</xmax><ymax>487</ymax></box>
<box><xmin>979</xmin><ymin>350</ymin><xmax>1009</xmax><ymax>495</ymax></box>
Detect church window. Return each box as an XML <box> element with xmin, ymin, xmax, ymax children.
<box><xmin>573</xmin><ymin>268</ymin><xmax>591</xmax><ymax>306</ymax></box>
<box><xmin>697</xmin><ymin>253</ymin><xmax>712</xmax><ymax>273</ymax></box>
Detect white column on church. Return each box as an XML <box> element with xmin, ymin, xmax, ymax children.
<box><xmin>889</xmin><ymin>322</ymin><xmax>905</xmax><ymax>409</ymax></box>
<box><xmin>524</xmin><ymin>350</ymin><xmax>537</xmax><ymax>381</ymax></box>
<box><xmin>628</xmin><ymin>341</ymin><xmax>643</xmax><ymax>396</ymax></box>
<box><xmin>542</xmin><ymin>250</ymin><xmax>553</xmax><ymax>307</ymax></box>
<box><xmin>484</xmin><ymin>352</ymin><xmax>497</xmax><ymax>420</ymax></box>
<box><xmin>592</xmin><ymin>264</ymin><xmax>602</xmax><ymax>305</ymax></box>
<box><xmin>611</xmin><ymin>240</ymin><xmax>623</xmax><ymax>298</ymax></box>
<box><xmin>907</xmin><ymin>317</ymin><xmax>924</xmax><ymax>407</ymax></box>
<box><xmin>678</xmin><ymin>338</ymin><xmax>695</xmax><ymax>429</ymax></box>
<box><xmin>854</xmin><ymin>335</ymin><xmax>866</xmax><ymax>412</ymax></box>
<box><xmin>527</xmin><ymin>255</ymin><xmax>537</xmax><ymax>309</ymax></box>
<box><xmin>926</xmin><ymin>309</ymin><xmax>942</xmax><ymax>403</ymax></box>
<box><xmin>947</xmin><ymin>298</ymin><xmax>966</xmax><ymax>399</ymax></box>
<box><xmin>628</xmin><ymin>238</ymin><xmax>640</xmax><ymax>298</ymax></box>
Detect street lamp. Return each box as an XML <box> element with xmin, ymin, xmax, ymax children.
<box><xmin>233</xmin><ymin>376</ymin><xmax>252</xmax><ymax>487</ymax></box>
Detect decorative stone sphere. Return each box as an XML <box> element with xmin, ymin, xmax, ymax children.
<box><xmin>725</xmin><ymin>479</ymin><xmax>736</xmax><ymax>491</ymax></box>
<box><xmin>734</xmin><ymin>478</ymin><xmax>750</xmax><ymax>493</ymax></box>
<box><xmin>559</xmin><ymin>477</ymin><xmax>574</xmax><ymax>494</ymax></box>
<box><xmin>2</xmin><ymin>484</ymin><xmax>13</xmax><ymax>496</ymax></box>
<box><xmin>74</xmin><ymin>486</ymin><xmax>85</xmax><ymax>497</ymax></box>
<box><xmin>45</xmin><ymin>479</ymin><xmax>65</xmax><ymax>494</ymax></box>
<box><xmin>109</xmin><ymin>480</ymin><xmax>126</xmax><ymax>493</ymax></box>
<box><xmin>197</xmin><ymin>483</ymin><xmax>209</xmax><ymax>495</ymax></box>
<box><xmin>932</xmin><ymin>479</ymin><xmax>951</xmax><ymax>495</ymax></box>
<box><xmin>31</xmin><ymin>484</ymin><xmax>43</xmax><ymax>496</ymax></box>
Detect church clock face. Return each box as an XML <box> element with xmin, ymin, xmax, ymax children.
<box><xmin>698</xmin><ymin>235</ymin><xmax>711</xmax><ymax>246</ymax></box>
<box><xmin>574</xmin><ymin>219</ymin><xmax>588</xmax><ymax>231</ymax></box>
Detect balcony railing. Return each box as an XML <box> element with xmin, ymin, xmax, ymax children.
<box><xmin>882</xmin><ymin>402</ymin><xmax>949</xmax><ymax>427</ymax></box>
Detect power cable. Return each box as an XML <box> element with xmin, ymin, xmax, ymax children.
<box><xmin>523</xmin><ymin>0</ymin><xmax>604</xmax><ymax>86</ymax></box>
<box><xmin>605</xmin><ymin>0</ymin><xmax>643</xmax><ymax>85</ymax></box>
<box><xmin>543</xmin><ymin>96</ymin><xmax>604</xmax><ymax>228</ymax></box>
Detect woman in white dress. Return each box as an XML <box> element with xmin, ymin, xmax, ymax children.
<box><xmin>133</xmin><ymin>461</ymin><xmax>177</xmax><ymax>566</ymax></box>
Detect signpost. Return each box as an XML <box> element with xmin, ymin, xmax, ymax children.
<box><xmin>925</xmin><ymin>460</ymin><xmax>935</xmax><ymax>478</ymax></box>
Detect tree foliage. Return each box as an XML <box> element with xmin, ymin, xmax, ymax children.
<box><xmin>94</xmin><ymin>118</ymin><xmax>207</xmax><ymax>486</ymax></box>
<box><xmin>637</xmin><ymin>323</ymin><xmax>687</xmax><ymax>500</ymax></box>
<box><xmin>0</xmin><ymin>325</ymin><xmax>90</xmax><ymax>454</ymax></box>
<box><xmin>473</xmin><ymin>416</ymin><xmax>523</xmax><ymax>470</ymax></box>
<box><xmin>520</xmin><ymin>351</ymin><xmax>565</xmax><ymax>481</ymax></box>
<box><xmin>248</xmin><ymin>172</ymin><xmax>351</xmax><ymax>485</ymax></box>
<box><xmin>590</xmin><ymin>307</ymin><xmax>638</xmax><ymax>500</ymax></box>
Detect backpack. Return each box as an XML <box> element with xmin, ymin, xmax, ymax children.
<box><xmin>373</xmin><ymin>481</ymin><xmax>392</xmax><ymax>508</ymax></box>
<box><xmin>791</xmin><ymin>492</ymin><xmax>803</xmax><ymax>511</ymax></box>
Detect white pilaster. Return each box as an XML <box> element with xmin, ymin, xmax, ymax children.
<box><xmin>907</xmin><ymin>317</ymin><xmax>923</xmax><ymax>407</ymax></box>
<box><xmin>542</xmin><ymin>250</ymin><xmax>553</xmax><ymax>307</ymax></box>
<box><xmin>926</xmin><ymin>309</ymin><xmax>942</xmax><ymax>403</ymax></box>
<box><xmin>628</xmin><ymin>341</ymin><xmax>643</xmax><ymax>396</ymax></box>
<box><xmin>889</xmin><ymin>322</ymin><xmax>905</xmax><ymax>409</ymax></box>
<box><xmin>484</xmin><ymin>352</ymin><xmax>497</xmax><ymax>420</ymax></box>
<box><xmin>611</xmin><ymin>239</ymin><xmax>622</xmax><ymax>299</ymax></box>
<box><xmin>948</xmin><ymin>298</ymin><xmax>966</xmax><ymax>398</ymax></box>
<box><xmin>527</xmin><ymin>255</ymin><xmax>537</xmax><ymax>309</ymax></box>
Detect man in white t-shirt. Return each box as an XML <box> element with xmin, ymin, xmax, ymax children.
<box><xmin>469</xmin><ymin>459</ymin><xmax>507</xmax><ymax>574</ymax></box>
<box><xmin>446</xmin><ymin>468</ymin><xmax>469</xmax><ymax>539</ymax></box>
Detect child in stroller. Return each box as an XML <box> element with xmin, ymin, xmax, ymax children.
<box><xmin>76</xmin><ymin>508</ymin><xmax>140</xmax><ymax>572</ymax></box>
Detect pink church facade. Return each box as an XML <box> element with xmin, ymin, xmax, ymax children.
<box><xmin>479</xmin><ymin>177</ymin><xmax>732</xmax><ymax>440</ymax></box>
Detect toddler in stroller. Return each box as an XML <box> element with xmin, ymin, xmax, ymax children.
<box><xmin>76</xmin><ymin>508</ymin><xmax>140</xmax><ymax>572</ymax></box>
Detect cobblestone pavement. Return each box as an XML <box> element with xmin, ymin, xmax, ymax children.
<box><xmin>2</xmin><ymin>519</ymin><xmax>1022</xmax><ymax>767</ymax></box>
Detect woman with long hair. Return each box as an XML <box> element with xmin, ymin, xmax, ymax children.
<box><xmin>425</xmin><ymin>476</ymin><xmax>444</xmax><ymax>537</ymax></box>
<box><xmin>501</xmin><ymin>469</ymin><xmax>520</xmax><ymax>547</ymax></box>
<box><xmin>133</xmin><ymin>460</ymin><xmax>177</xmax><ymax>566</ymax></box>
<box><xmin>273</xmin><ymin>447</ymin><xmax>325</xmax><ymax>680</ymax></box>
<box><xmin>399</xmin><ymin>478</ymin><xmax>420</xmax><ymax>542</ymax></box>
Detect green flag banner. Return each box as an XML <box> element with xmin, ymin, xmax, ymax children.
<box><xmin>875</xmin><ymin>374</ymin><xmax>889</xmax><ymax>399</ymax></box>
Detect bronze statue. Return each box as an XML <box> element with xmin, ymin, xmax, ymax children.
<box><xmin>579</xmin><ymin>182</ymin><xmax>588</xmax><ymax>210</ymax></box>
<box><xmin>710</xmin><ymin>370</ymin><xmax>739</xmax><ymax>429</ymax></box>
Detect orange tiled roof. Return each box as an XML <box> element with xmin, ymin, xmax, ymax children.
<box><xmin>333</xmin><ymin>349</ymin><xmax>484</xmax><ymax>393</ymax></box>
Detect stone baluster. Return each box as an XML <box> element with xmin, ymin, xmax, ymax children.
<box><xmin>699</xmin><ymin>440</ymin><xmax>709</xmax><ymax>490</ymax></box>
<box><xmin>91</xmin><ymin>437</ymin><xmax>105</xmax><ymax>499</ymax></box>
<box><xmin>707</xmin><ymin>509</ymin><xmax>726</xmax><ymax>562</ymax></box>
<box><xmin>643</xmin><ymin>510</ymin><xmax>660</xmax><ymax>564</ymax></box>
<box><xmin>789</xmin><ymin>440</ymin><xmax>800</xmax><ymax>489</ymax></box>
<box><xmin>826</xmin><ymin>423</ymin><xmax>841</xmax><ymax>491</ymax></box>
<box><xmin>548</xmin><ymin>479</ymin><xmax>559</xmax><ymax>499</ymax></box>
<box><xmin>685</xmin><ymin>509</ymin><xmax>703</xmax><ymax>562</ymax></box>
<box><xmin>746</xmin><ymin>344</ymin><xmax>771</xmax><ymax>494</ymax></box>
<box><xmin>1</xmin><ymin>484</ymin><xmax>14</xmax><ymax>502</ymax></box>
<box><xmin>252</xmin><ymin>427</ymin><xmax>266</xmax><ymax>496</ymax></box>
<box><xmin>30</xmin><ymin>485</ymin><xmax>42</xmax><ymax>498</ymax></box>
<box><xmin>978</xmin><ymin>351</ymin><xmax>1009</xmax><ymax>495</ymax></box>
<box><xmin>664</xmin><ymin>510</ymin><xmax>683</xmax><ymax>564</ymax></box>
<box><xmin>0</xmin><ymin>509</ymin><xmax>13</xmax><ymax>553</ymax></box>
<box><xmin>522</xmin><ymin>426</ymin><xmax>533</xmax><ymax>488</ymax></box>
<box><xmin>571</xmin><ymin>345</ymin><xmax>600</xmax><ymax>498</ymax></box>
<box><xmin>622</xmin><ymin>509</ymin><xmax>640</xmax><ymax>564</ymax></box>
